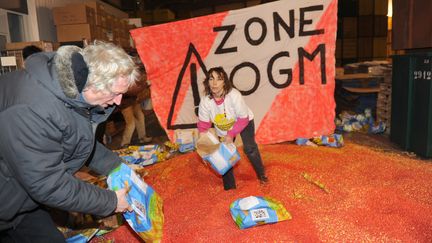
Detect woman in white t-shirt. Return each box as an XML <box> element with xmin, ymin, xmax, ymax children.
<box><xmin>197</xmin><ymin>67</ymin><xmax>268</xmax><ymax>190</ymax></box>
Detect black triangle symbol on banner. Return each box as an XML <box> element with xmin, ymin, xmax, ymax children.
<box><xmin>166</xmin><ymin>43</ymin><xmax>208</xmax><ymax>130</ymax></box>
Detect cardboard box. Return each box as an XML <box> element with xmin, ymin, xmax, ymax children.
<box><xmin>153</xmin><ymin>9</ymin><xmax>175</xmax><ymax>22</ymax></box>
<box><xmin>127</xmin><ymin>18</ymin><xmax>142</xmax><ymax>28</ymax></box>
<box><xmin>120</xmin><ymin>19</ymin><xmax>128</xmax><ymax>29</ymax></box>
<box><xmin>84</xmin><ymin>1</ymin><xmax>105</xmax><ymax>15</ymax></box>
<box><xmin>358</xmin><ymin>37</ymin><xmax>373</xmax><ymax>58</ymax></box>
<box><xmin>138</xmin><ymin>9</ymin><xmax>175</xmax><ymax>23</ymax></box>
<box><xmin>358</xmin><ymin>0</ymin><xmax>374</xmax><ymax>15</ymax></box>
<box><xmin>373</xmin><ymin>37</ymin><xmax>387</xmax><ymax>57</ymax></box>
<box><xmin>53</xmin><ymin>4</ymin><xmax>95</xmax><ymax>25</ymax></box>
<box><xmin>105</xmin><ymin>14</ymin><xmax>114</xmax><ymax>29</ymax></box>
<box><xmin>342</xmin><ymin>17</ymin><xmax>358</xmax><ymax>38</ymax></box>
<box><xmin>112</xmin><ymin>17</ymin><xmax>121</xmax><ymax>29</ymax></box>
<box><xmin>52</xmin><ymin>42</ymin><xmax>61</xmax><ymax>51</ymax></box>
<box><xmin>246</xmin><ymin>0</ymin><xmax>261</xmax><ymax>7</ymax></box>
<box><xmin>191</xmin><ymin>8</ymin><xmax>212</xmax><ymax>18</ymax></box>
<box><xmin>358</xmin><ymin>15</ymin><xmax>374</xmax><ymax>37</ymax></box>
<box><xmin>215</xmin><ymin>2</ymin><xmax>244</xmax><ymax>12</ymax></box>
<box><xmin>342</xmin><ymin>38</ymin><xmax>358</xmax><ymax>58</ymax></box>
<box><xmin>137</xmin><ymin>10</ymin><xmax>153</xmax><ymax>23</ymax></box>
<box><xmin>112</xmin><ymin>29</ymin><xmax>123</xmax><ymax>39</ymax></box>
<box><xmin>83</xmin><ymin>2</ymin><xmax>107</xmax><ymax>27</ymax></box>
<box><xmin>94</xmin><ymin>26</ymin><xmax>108</xmax><ymax>41</ymax></box>
<box><xmin>96</xmin><ymin>12</ymin><xmax>107</xmax><ymax>27</ymax></box>
<box><xmin>374</xmin><ymin>15</ymin><xmax>388</xmax><ymax>37</ymax></box>
<box><xmin>374</xmin><ymin>0</ymin><xmax>388</xmax><ymax>15</ymax></box>
<box><xmin>5</xmin><ymin>41</ymin><xmax>53</xmax><ymax>51</ymax></box>
<box><xmin>56</xmin><ymin>24</ymin><xmax>95</xmax><ymax>42</ymax></box>
<box><xmin>85</xmin><ymin>0</ymin><xmax>127</xmax><ymax>19</ymax></box>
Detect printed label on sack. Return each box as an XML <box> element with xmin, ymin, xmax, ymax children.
<box><xmin>131</xmin><ymin>170</ymin><xmax>148</xmax><ymax>194</ymax></box>
<box><xmin>206</xmin><ymin>132</ymin><xmax>220</xmax><ymax>144</ymax></box>
<box><xmin>224</xmin><ymin>143</ymin><xmax>237</xmax><ymax>154</ymax></box>
<box><xmin>131</xmin><ymin>198</ymin><xmax>147</xmax><ymax>219</ymax></box>
<box><xmin>211</xmin><ymin>151</ymin><xmax>227</xmax><ymax>171</ymax></box>
<box><xmin>238</xmin><ymin>196</ymin><xmax>260</xmax><ymax>210</ymax></box>
<box><xmin>250</xmin><ymin>208</ymin><xmax>270</xmax><ymax>221</ymax></box>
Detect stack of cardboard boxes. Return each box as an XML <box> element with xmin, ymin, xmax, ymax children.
<box><xmin>336</xmin><ymin>0</ymin><xmax>389</xmax><ymax>67</ymax></box>
<box><xmin>4</xmin><ymin>41</ymin><xmax>55</xmax><ymax>69</ymax></box>
<box><xmin>138</xmin><ymin>9</ymin><xmax>175</xmax><ymax>25</ymax></box>
<box><xmin>53</xmin><ymin>1</ymin><xmax>132</xmax><ymax>49</ymax></box>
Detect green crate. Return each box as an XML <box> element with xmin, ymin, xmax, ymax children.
<box><xmin>410</xmin><ymin>55</ymin><xmax>432</xmax><ymax>157</ymax></box>
<box><xmin>391</xmin><ymin>53</ymin><xmax>432</xmax><ymax>157</ymax></box>
<box><xmin>390</xmin><ymin>55</ymin><xmax>414</xmax><ymax>150</ymax></box>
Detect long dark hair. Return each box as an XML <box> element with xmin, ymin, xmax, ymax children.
<box><xmin>203</xmin><ymin>67</ymin><xmax>234</xmax><ymax>99</ymax></box>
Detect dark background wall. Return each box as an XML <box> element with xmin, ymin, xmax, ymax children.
<box><xmin>392</xmin><ymin>0</ymin><xmax>432</xmax><ymax>50</ymax></box>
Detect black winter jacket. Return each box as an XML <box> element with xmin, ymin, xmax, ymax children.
<box><xmin>0</xmin><ymin>46</ymin><xmax>121</xmax><ymax>230</ymax></box>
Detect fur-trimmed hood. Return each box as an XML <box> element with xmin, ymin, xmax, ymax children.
<box><xmin>24</xmin><ymin>45</ymin><xmax>114</xmax><ymax>122</ymax></box>
<box><xmin>54</xmin><ymin>45</ymin><xmax>83</xmax><ymax>98</ymax></box>
<box><xmin>25</xmin><ymin>45</ymin><xmax>83</xmax><ymax>100</ymax></box>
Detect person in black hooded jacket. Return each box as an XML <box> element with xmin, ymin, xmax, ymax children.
<box><xmin>0</xmin><ymin>41</ymin><xmax>139</xmax><ymax>242</ymax></box>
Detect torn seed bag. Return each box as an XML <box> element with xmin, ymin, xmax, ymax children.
<box><xmin>57</xmin><ymin>227</ymin><xmax>99</xmax><ymax>243</ymax></box>
<box><xmin>311</xmin><ymin>134</ymin><xmax>344</xmax><ymax>148</ymax></box>
<box><xmin>230</xmin><ymin>196</ymin><xmax>291</xmax><ymax>229</ymax></box>
<box><xmin>115</xmin><ymin>145</ymin><xmax>159</xmax><ymax>166</ymax></box>
<box><xmin>196</xmin><ymin>132</ymin><xmax>240</xmax><ymax>175</ymax></box>
<box><xmin>66</xmin><ymin>230</ymin><xmax>98</xmax><ymax>243</ymax></box>
<box><xmin>107</xmin><ymin>163</ymin><xmax>164</xmax><ymax>242</ymax></box>
<box><xmin>296</xmin><ymin>134</ymin><xmax>344</xmax><ymax>148</ymax></box>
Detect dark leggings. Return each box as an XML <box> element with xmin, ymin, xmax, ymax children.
<box><xmin>222</xmin><ymin>120</ymin><xmax>266</xmax><ymax>189</ymax></box>
<box><xmin>0</xmin><ymin>208</ymin><xmax>65</xmax><ymax>243</ymax></box>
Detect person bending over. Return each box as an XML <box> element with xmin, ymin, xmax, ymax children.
<box><xmin>0</xmin><ymin>41</ymin><xmax>137</xmax><ymax>242</ymax></box>
<box><xmin>197</xmin><ymin>66</ymin><xmax>268</xmax><ymax>190</ymax></box>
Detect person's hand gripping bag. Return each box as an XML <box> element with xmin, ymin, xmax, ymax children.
<box><xmin>196</xmin><ymin>132</ymin><xmax>240</xmax><ymax>175</ymax></box>
<box><xmin>230</xmin><ymin>196</ymin><xmax>291</xmax><ymax>229</ymax></box>
<box><xmin>107</xmin><ymin>163</ymin><xmax>164</xmax><ymax>242</ymax></box>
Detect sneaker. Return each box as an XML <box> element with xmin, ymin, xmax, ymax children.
<box><xmin>139</xmin><ymin>136</ymin><xmax>152</xmax><ymax>143</ymax></box>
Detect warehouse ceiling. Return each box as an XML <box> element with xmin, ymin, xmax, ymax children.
<box><xmin>118</xmin><ymin>0</ymin><xmax>276</xmax><ymax>15</ymax></box>
<box><xmin>140</xmin><ymin>0</ymin><xmax>260</xmax><ymax>10</ymax></box>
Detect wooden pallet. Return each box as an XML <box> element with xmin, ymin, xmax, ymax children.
<box><xmin>376</xmin><ymin>81</ymin><xmax>392</xmax><ymax>126</ymax></box>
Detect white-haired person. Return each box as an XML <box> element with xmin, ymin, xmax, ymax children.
<box><xmin>0</xmin><ymin>41</ymin><xmax>137</xmax><ymax>242</ymax></box>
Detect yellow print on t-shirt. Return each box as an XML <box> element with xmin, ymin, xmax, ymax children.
<box><xmin>214</xmin><ymin>113</ymin><xmax>235</xmax><ymax>131</ymax></box>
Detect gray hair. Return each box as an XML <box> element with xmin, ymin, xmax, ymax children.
<box><xmin>82</xmin><ymin>40</ymin><xmax>139</xmax><ymax>91</ymax></box>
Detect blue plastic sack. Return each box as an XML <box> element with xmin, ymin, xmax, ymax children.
<box><xmin>117</xmin><ymin>145</ymin><xmax>159</xmax><ymax>166</ymax></box>
<box><xmin>230</xmin><ymin>196</ymin><xmax>291</xmax><ymax>229</ymax></box>
<box><xmin>178</xmin><ymin>143</ymin><xmax>195</xmax><ymax>153</ymax></box>
<box><xmin>203</xmin><ymin>142</ymin><xmax>240</xmax><ymax>175</ymax></box>
<box><xmin>60</xmin><ymin>228</ymin><xmax>99</xmax><ymax>243</ymax></box>
<box><xmin>107</xmin><ymin>163</ymin><xmax>164</xmax><ymax>242</ymax></box>
<box><xmin>175</xmin><ymin>129</ymin><xmax>196</xmax><ymax>153</ymax></box>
